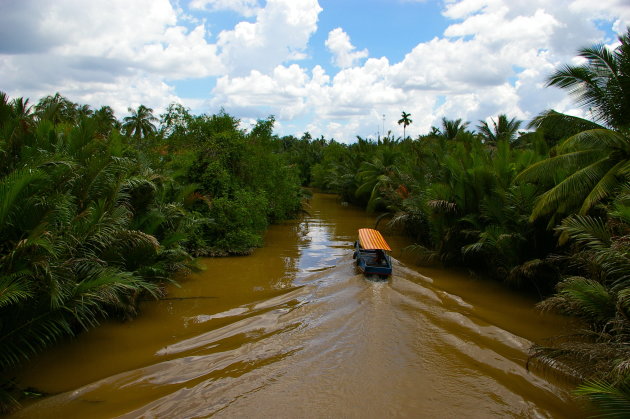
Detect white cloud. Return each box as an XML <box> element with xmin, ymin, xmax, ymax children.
<box><xmin>442</xmin><ymin>0</ymin><xmax>502</xmax><ymax>20</ymax></box>
<box><xmin>216</xmin><ymin>0</ymin><xmax>322</xmax><ymax>75</ymax></box>
<box><xmin>211</xmin><ymin>65</ymin><xmax>311</xmax><ymax>119</ymax></box>
<box><xmin>569</xmin><ymin>0</ymin><xmax>630</xmax><ymax>35</ymax></box>
<box><xmin>0</xmin><ymin>0</ymin><xmax>230</xmax><ymax>124</ymax></box>
<box><xmin>189</xmin><ymin>0</ymin><xmax>261</xmax><ymax>17</ymax></box>
<box><xmin>325</xmin><ymin>28</ymin><xmax>368</xmax><ymax>69</ymax></box>
<box><xmin>2</xmin><ymin>0</ymin><xmax>630</xmax><ymax>141</ymax></box>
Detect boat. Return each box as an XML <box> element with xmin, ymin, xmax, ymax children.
<box><xmin>353</xmin><ymin>228</ymin><xmax>392</xmax><ymax>277</ymax></box>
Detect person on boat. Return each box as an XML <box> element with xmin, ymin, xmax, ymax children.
<box><xmin>375</xmin><ymin>250</ymin><xmax>384</xmax><ymax>265</ymax></box>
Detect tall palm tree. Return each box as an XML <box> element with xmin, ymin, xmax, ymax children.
<box><xmin>398</xmin><ymin>111</ymin><xmax>412</xmax><ymax>140</ymax></box>
<box><xmin>477</xmin><ymin>114</ymin><xmax>522</xmax><ymax>146</ymax></box>
<box><xmin>517</xmin><ymin>29</ymin><xmax>630</xmax><ymax>220</ymax></box>
<box><xmin>122</xmin><ymin>105</ymin><xmax>158</xmax><ymax>139</ymax></box>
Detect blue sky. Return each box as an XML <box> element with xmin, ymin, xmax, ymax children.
<box><xmin>1</xmin><ymin>0</ymin><xmax>629</xmax><ymax>142</ymax></box>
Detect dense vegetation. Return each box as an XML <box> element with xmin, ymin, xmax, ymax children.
<box><xmin>299</xmin><ymin>30</ymin><xmax>629</xmax><ymax>416</ymax></box>
<box><xmin>1</xmin><ymin>27</ymin><xmax>628</xmax><ymax>417</ymax></box>
<box><xmin>0</xmin><ymin>95</ymin><xmax>302</xmax><ymax>410</ymax></box>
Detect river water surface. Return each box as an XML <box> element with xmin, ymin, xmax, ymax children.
<box><xmin>12</xmin><ymin>193</ymin><xmax>585</xmax><ymax>418</ymax></box>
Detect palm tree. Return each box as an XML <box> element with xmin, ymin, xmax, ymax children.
<box><xmin>477</xmin><ymin>114</ymin><xmax>522</xmax><ymax>146</ymax></box>
<box><xmin>438</xmin><ymin>117</ymin><xmax>470</xmax><ymax>140</ymax></box>
<box><xmin>398</xmin><ymin>111</ymin><xmax>412</xmax><ymax>140</ymax></box>
<box><xmin>0</xmin><ymin>93</ymin><xmax>206</xmax><ymax>411</ymax></box>
<box><xmin>93</xmin><ymin>106</ymin><xmax>119</xmax><ymax>136</ymax></box>
<box><xmin>77</xmin><ymin>104</ymin><xmax>93</xmax><ymax>119</ymax></box>
<box><xmin>35</xmin><ymin>92</ymin><xmax>78</xmax><ymax>125</ymax></box>
<box><xmin>122</xmin><ymin>105</ymin><xmax>158</xmax><ymax>139</ymax></box>
<box><xmin>529</xmin><ymin>189</ymin><xmax>630</xmax><ymax>416</ymax></box>
<box><xmin>516</xmin><ymin>29</ymin><xmax>630</xmax><ymax>220</ymax></box>
<box><xmin>355</xmin><ymin>148</ymin><xmax>401</xmax><ymax>211</ymax></box>
<box><xmin>545</xmin><ymin>31</ymin><xmax>630</xmax><ymax>130</ymax></box>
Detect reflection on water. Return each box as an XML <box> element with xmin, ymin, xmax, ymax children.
<box><xmin>12</xmin><ymin>193</ymin><xmax>585</xmax><ymax>418</ymax></box>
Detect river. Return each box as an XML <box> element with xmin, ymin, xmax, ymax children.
<box><xmin>11</xmin><ymin>192</ymin><xmax>585</xmax><ymax>418</ymax></box>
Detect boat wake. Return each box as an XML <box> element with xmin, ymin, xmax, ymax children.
<box><xmin>14</xmin><ymin>255</ymin><xmax>578</xmax><ymax>418</ymax></box>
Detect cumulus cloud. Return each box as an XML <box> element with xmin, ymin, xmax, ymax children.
<box><xmin>216</xmin><ymin>0</ymin><xmax>322</xmax><ymax>75</ymax></box>
<box><xmin>325</xmin><ymin>28</ymin><xmax>368</xmax><ymax>68</ymax></box>
<box><xmin>0</xmin><ymin>0</ymin><xmax>225</xmax><ymax>112</ymax></box>
<box><xmin>2</xmin><ymin>0</ymin><xmax>630</xmax><ymax>142</ymax></box>
<box><xmin>211</xmin><ymin>65</ymin><xmax>311</xmax><ymax>119</ymax></box>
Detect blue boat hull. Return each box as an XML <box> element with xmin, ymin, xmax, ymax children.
<box><xmin>353</xmin><ymin>242</ymin><xmax>392</xmax><ymax>276</ymax></box>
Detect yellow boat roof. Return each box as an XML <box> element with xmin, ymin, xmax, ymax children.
<box><xmin>358</xmin><ymin>228</ymin><xmax>391</xmax><ymax>251</ymax></box>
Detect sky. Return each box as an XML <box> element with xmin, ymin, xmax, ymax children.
<box><xmin>1</xmin><ymin>0</ymin><xmax>630</xmax><ymax>143</ymax></box>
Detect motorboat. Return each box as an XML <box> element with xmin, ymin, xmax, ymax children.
<box><xmin>353</xmin><ymin>228</ymin><xmax>392</xmax><ymax>277</ymax></box>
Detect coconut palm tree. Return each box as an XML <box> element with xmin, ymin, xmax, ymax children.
<box><xmin>545</xmin><ymin>30</ymin><xmax>630</xmax><ymax>130</ymax></box>
<box><xmin>516</xmin><ymin>29</ymin><xmax>630</xmax><ymax>220</ymax></box>
<box><xmin>77</xmin><ymin>104</ymin><xmax>93</xmax><ymax>119</ymax></box>
<box><xmin>398</xmin><ymin>111</ymin><xmax>412</xmax><ymax>140</ymax></box>
<box><xmin>122</xmin><ymin>105</ymin><xmax>158</xmax><ymax>139</ymax></box>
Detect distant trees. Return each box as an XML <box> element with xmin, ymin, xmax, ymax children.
<box><xmin>93</xmin><ymin>105</ymin><xmax>120</xmax><ymax>136</ymax></box>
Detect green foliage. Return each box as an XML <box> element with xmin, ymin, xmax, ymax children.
<box><xmin>206</xmin><ymin>191</ymin><xmax>268</xmax><ymax>253</ymax></box>
<box><xmin>575</xmin><ymin>379</ymin><xmax>630</xmax><ymax>419</ymax></box>
<box><xmin>182</xmin><ymin>114</ymin><xmax>302</xmax><ymax>253</ymax></box>
<box><xmin>518</xmin><ymin>29</ymin><xmax>630</xmax><ymax>221</ymax></box>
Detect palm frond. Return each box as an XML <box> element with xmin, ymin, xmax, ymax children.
<box><xmin>557</xmin><ymin>215</ymin><xmax>611</xmax><ymax>250</ymax></box>
<box><xmin>516</xmin><ymin>149</ymin><xmax>601</xmax><ymax>184</ymax></box>
<box><xmin>580</xmin><ymin>160</ymin><xmax>628</xmax><ymax>214</ymax></box>
<box><xmin>538</xmin><ymin>276</ymin><xmax>615</xmax><ymax>326</ymax></box>
<box><xmin>575</xmin><ymin>379</ymin><xmax>630</xmax><ymax>418</ymax></box>
<box><xmin>530</xmin><ymin>157</ymin><xmax>615</xmax><ymax>219</ymax></box>
<box><xmin>0</xmin><ymin>168</ymin><xmax>46</xmax><ymax>229</ymax></box>
<box><xmin>528</xmin><ymin>110</ymin><xmax>604</xmax><ymax>135</ymax></box>
<box><xmin>0</xmin><ymin>273</ymin><xmax>33</xmax><ymax>308</ymax></box>
<box><xmin>559</xmin><ymin>129</ymin><xmax>629</xmax><ymax>153</ymax></box>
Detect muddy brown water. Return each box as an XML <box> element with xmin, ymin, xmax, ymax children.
<box><xmin>11</xmin><ymin>192</ymin><xmax>586</xmax><ymax>418</ymax></box>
